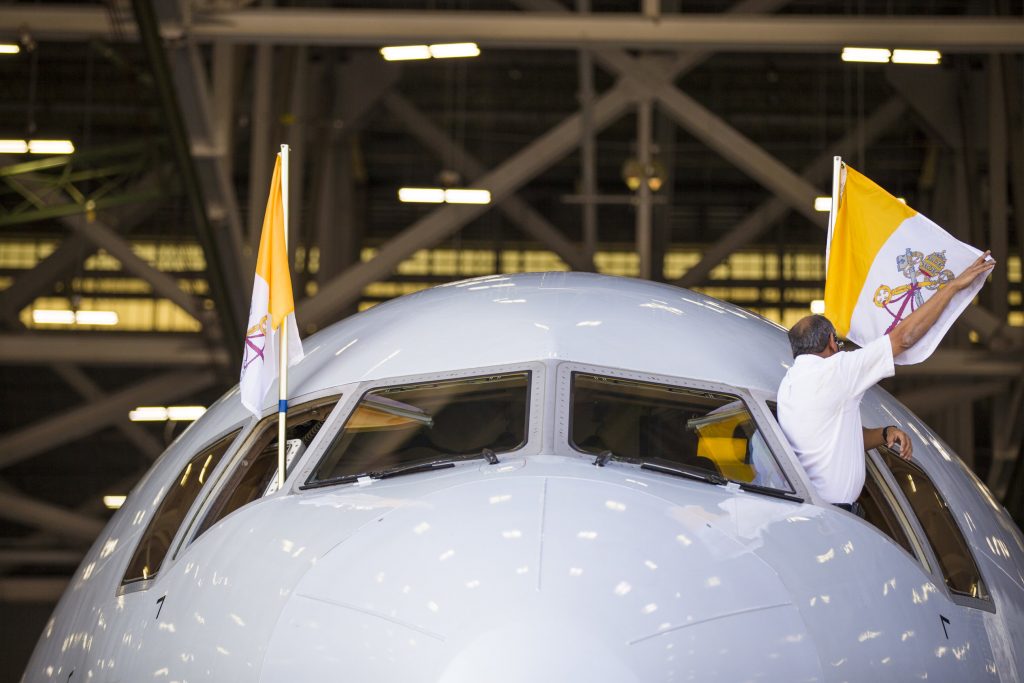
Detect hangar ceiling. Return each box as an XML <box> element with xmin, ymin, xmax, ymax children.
<box><xmin>0</xmin><ymin>0</ymin><xmax>1021</xmax><ymax>614</ymax></box>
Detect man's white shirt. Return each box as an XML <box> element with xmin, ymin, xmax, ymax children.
<box><xmin>777</xmin><ymin>335</ymin><xmax>895</xmax><ymax>505</ymax></box>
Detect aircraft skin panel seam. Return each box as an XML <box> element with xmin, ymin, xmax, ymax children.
<box><xmin>537</xmin><ymin>476</ymin><xmax>548</xmax><ymax>593</ymax></box>
<box><xmin>292</xmin><ymin>592</ymin><xmax>448</xmax><ymax>642</ymax></box>
<box><xmin>626</xmin><ymin>601</ymin><xmax>793</xmax><ymax>645</ymax></box>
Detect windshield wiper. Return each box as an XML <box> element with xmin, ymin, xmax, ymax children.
<box><xmin>640</xmin><ymin>458</ymin><xmax>728</xmax><ymax>486</ymax></box>
<box><xmin>733</xmin><ymin>480</ymin><xmax>804</xmax><ymax>503</ymax></box>
<box><xmin>300</xmin><ymin>461</ymin><xmax>455</xmax><ymax>489</ymax></box>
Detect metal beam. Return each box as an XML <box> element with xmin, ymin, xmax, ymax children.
<box><xmin>892</xmin><ymin>349</ymin><xmax>1024</xmax><ymax>377</ymax></box>
<box><xmin>0</xmin><ymin>233</ymin><xmax>92</xmax><ymax>323</ymax></box>
<box><xmin>0</xmin><ymin>489</ymin><xmax>105</xmax><ymax>541</ymax></box>
<box><xmin>8</xmin><ymin>6</ymin><xmax>1024</xmax><ymax>51</ymax></box>
<box><xmin>298</xmin><ymin>82</ymin><xmax>637</xmax><ymax>329</ymax></box>
<box><xmin>0</xmin><ymin>370</ymin><xmax>215</xmax><ymax>470</ymax></box>
<box><xmin>0</xmin><ymin>332</ymin><xmax>229</xmax><ymax>366</ymax></box>
<box><xmin>382</xmin><ymin>92</ymin><xmax>595</xmax><ymax>272</ymax></box>
<box><xmin>895</xmin><ymin>379</ymin><xmax>1008</xmax><ymax>415</ymax></box>
<box><xmin>676</xmin><ymin>98</ymin><xmax>907</xmax><ymax>287</ymax></box>
<box><xmin>0</xmin><ymin>549</ymin><xmax>83</xmax><ymax>567</ymax></box>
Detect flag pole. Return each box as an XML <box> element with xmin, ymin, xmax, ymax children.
<box><xmin>824</xmin><ymin>155</ymin><xmax>842</xmax><ymax>278</ymax></box>
<box><xmin>277</xmin><ymin>143</ymin><xmax>290</xmax><ymax>490</ymax></box>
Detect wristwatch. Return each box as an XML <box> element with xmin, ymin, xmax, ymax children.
<box><xmin>882</xmin><ymin>426</ymin><xmax>893</xmax><ymax>443</ymax></box>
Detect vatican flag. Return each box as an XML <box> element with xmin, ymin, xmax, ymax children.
<box><xmin>240</xmin><ymin>152</ymin><xmax>304</xmax><ymax>415</ymax></box>
<box><xmin>824</xmin><ymin>161</ymin><xmax>985</xmax><ymax>365</ymax></box>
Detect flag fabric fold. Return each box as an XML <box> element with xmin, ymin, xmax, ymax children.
<box><xmin>825</xmin><ymin>163</ymin><xmax>984</xmax><ymax>365</ymax></box>
<box><xmin>240</xmin><ymin>155</ymin><xmax>304</xmax><ymax>415</ymax></box>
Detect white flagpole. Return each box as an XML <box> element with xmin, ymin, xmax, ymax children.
<box><xmin>277</xmin><ymin>144</ymin><xmax>290</xmax><ymax>490</ymax></box>
<box><xmin>824</xmin><ymin>155</ymin><xmax>842</xmax><ymax>279</ymax></box>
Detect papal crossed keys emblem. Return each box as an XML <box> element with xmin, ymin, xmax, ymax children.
<box><xmin>242</xmin><ymin>315</ymin><xmax>268</xmax><ymax>372</ymax></box>
<box><xmin>873</xmin><ymin>248</ymin><xmax>954</xmax><ymax>334</ymax></box>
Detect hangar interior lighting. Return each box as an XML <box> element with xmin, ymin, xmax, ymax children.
<box><xmin>0</xmin><ymin>44</ymin><xmax>20</xmax><ymax>54</ymax></box>
<box><xmin>810</xmin><ymin>299</ymin><xmax>826</xmax><ymax>315</ymax></box>
<box><xmin>381</xmin><ymin>42</ymin><xmax>480</xmax><ymax>61</ymax></box>
<box><xmin>892</xmin><ymin>49</ymin><xmax>942</xmax><ymax>65</ymax></box>
<box><xmin>841</xmin><ymin>47</ymin><xmax>891</xmax><ymax>63</ymax></box>
<box><xmin>32</xmin><ymin>309</ymin><xmax>119</xmax><ymax>325</ymax></box>
<box><xmin>0</xmin><ymin>139</ymin><xmax>76</xmax><ymax>154</ymax></box>
<box><xmin>103</xmin><ymin>495</ymin><xmax>127</xmax><ymax>510</ymax></box>
<box><xmin>841</xmin><ymin>47</ymin><xmax>941</xmax><ymax>65</ymax></box>
<box><xmin>129</xmin><ymin>406</ymin><xmax>207</xmax><ymax>422</ymax></box>
<box><xmin>398</xmin><ymin>187</ymin><xmax>491</xmax><ymax>204</ymax></box>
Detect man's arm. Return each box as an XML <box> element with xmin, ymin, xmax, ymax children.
<box><xmin>863</xmin><ymin>425</ymin><xmax>913</xmax><ymax>460</ymax></box>
<box><xmin>888</xmin><ymin>251</ymin><xmax>996</xmax><ymax>357</ymax></box>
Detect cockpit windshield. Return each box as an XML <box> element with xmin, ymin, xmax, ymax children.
<box><xmin>307</xmin><ymin>372</ymin><xmax>530</xmax><ymax>486</ymax></box>
<box><xmin>570</xmin><ymin>373</ymin><xmax>792</xmax><ymax>493</ymax></box>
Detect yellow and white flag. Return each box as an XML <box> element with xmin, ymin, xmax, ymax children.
<box><xmin>240</xmin><ymin>155</ymin><xmax>304</xmax><ymax>415</ymax></box>
<box><xmin>825</xmin><ymin>162</ymin><xmax>985</xmax><ymax>365</ymax></box>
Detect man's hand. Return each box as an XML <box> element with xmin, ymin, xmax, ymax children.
<box><xmin>951</xmin><ymin>250</ymin><xmax>996</xmax><ymax>292</ymax></box>
<box><xmin>885</xmin><ymin>427</ymin><xmax>913</xmax><ymax>461</ymax></box>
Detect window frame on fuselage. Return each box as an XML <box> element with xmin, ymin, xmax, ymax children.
<box><xmin>556</xmin><ymin>362</ymin><xmax>805</xmax><ymax>500</ymax></box>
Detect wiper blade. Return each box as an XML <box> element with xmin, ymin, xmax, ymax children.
<box><xmin>375</xmin><ymin>461</ymin><xmax>455</xmax><ymax>479</ymax></box>
<box><xmin>640</xmin><ymin>458</ymin><xmax>727</xmax><ymax>486</ymax></box>
<box><xmin>300</xmin><ymin>461</ymin><xmax>455</xmax><ymax>489</ymax></box>
<box><xmin>733</xmin><ymin>481</ymin><xmax>804</xmax><ymax>503</ymax></box>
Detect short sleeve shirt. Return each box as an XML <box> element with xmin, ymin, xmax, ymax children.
<box><xmin>776</xmin><ymin>335</ymin><xmax>895</xmax><ymax>504</ymax></box>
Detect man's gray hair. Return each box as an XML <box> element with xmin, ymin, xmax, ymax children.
<box><xmin>788</xmin><ymin>315</ymin><xmax>835</xmax><ymax>357</ymax></box>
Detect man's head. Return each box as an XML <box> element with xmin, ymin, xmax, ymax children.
<box><xmin>788</xmin><ymin>315</ymin><xmax>842</xmax><ymax>358</ymax></box>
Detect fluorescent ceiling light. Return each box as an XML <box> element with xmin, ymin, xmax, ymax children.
<box><xmin>814</xmin><ymin>197</ymin><xmax>832</xmax><ymax>212</ymax></box>
<box><xmin>167</xmin><ymin>406</ymin><xmax>207</xmax><ymax>421</ymax></box>
<box><xmin>0</xmin><ymin>44</ymin><xmax>20</xmax><ymax>55</ymax></box>
<box><xmin>429</xmin><ymin>42</ymin><xmax>480</xmax><ymax>59</ymax></box>
<box><xmin>380</xmin><ymin>45</ymin><xmax>431</xmax><ymax>61</ymax></box>
<box><xmin>399</xmin><ymin>187</ymin><xmax>446</xmax><ymax>203</ymax></box>
<box><xmin>810</xmin><ymin>299</ymin><xmax>826</xmax><ymax>315</ymax></box>
<box><xmin>33</xmin><ymin>309</ymin><xmax>76</xmax><ymax>324</ymax></box>
<box><xmin>103</xmin><ymin>495</ymin><xmax>127</xmax><ymax>510</ymax></box>
<box><xmin>28</xmin><ymin>139</ymin><xmax>75</xmax><ymax>154</ymax></box>
<box><xmin>0</xmin><ymin>139</ymin><xmax>29</xmax><ymax>154</ymax></box>
<box><xmin>841</xmin><ymin>47</ymin><xmax>891</xmax><ymax>63</ymax></box>
<box><xmin>444</xmin><ymin>188</ymin><xmax>491</xmax><ymax>204</ymax></box>
<box><xmin>74</xmin><ymin>310</ymin><xmax>119</xmax><ymax>325</ymax></box>
<box><xmin>129</xmin><ymin>406</ymin><xmax>168</xmax><ymax>422</ymax></box>
<box><xmin>892</xmin><ymin>49</ymin><xmax>941</xmax><ymax>65</ymax></box>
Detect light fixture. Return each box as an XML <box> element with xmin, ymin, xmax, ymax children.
<box><xmin>0</xmin><ymin>43</ymin><xmax>20</xmax><ymax>55</ymax></box>
<box><xmin>166</xmin><ymin>406</ymin><xmax>207</xmax><ymax>421</ymax></box>
<box><xmin>810</xmin><ymin>299</ymin><xmax>826</xmax><ymax>315</ymax></box>
<box><xmin>621</xmin><ymin>158</ymin><xmax>666</xmax><ymax>192</ymax></box>
<box><xmin>32</xmin><ymin>309</ymin><xmax>119</xmax><ymax>325</ymax></box>
<box><xmin>129</xmin><ymin>406</ymin><xmax>207</xmax><ymax>422</ymax></box>
<box><xmin>892</xmin><ymin>49</ymin><xmax>941</xmax><ymax>65</ymax></box>
<box><xmin>398</xmin><ymin>187</ymin><xmax>446</xmax><ymax>203</ymax></box>
<box><xmin>841</xmin><ymin>47</ymin><xmax>891</xmax><ymax>63</ymax></box>
<box><xmin>429</xmin><ymin>43</ymin><xmax>481</xmax><ymax>59</ymax></box>
<box><xmin>129</xmin><ymin>406</ymin><xmax>169</xmax><ymax>422</ymax></box>
<box><xmin>380</xmin><ymin>45</ymin><xmax>431</xmax><ymax>61</ymax></box>
<box><xmin>397</xmin><ymin>187</ymin><xmax>491</xmax><ymax>204</ymax></box>
<box><xmin>103</xmin><ymin>495</ymin><xmax>127</xmax><ymax>510</ymax></box>
<box><xmin>0</xmin><ymin>139</ymin><xmax>75</xmax><ymax>155</ymax></box>
<box><xmin>443</xmin><ymin>188</ymin><xmax>491</xmax><ymax>204</ymax></box>
<box><xmin>380</xmin><ymin>42</ymin><xmax>480</xmax><ymax>62</ymax></box>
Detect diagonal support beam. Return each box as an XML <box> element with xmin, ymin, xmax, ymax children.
<box><xmin>0</xmin><ymin>487</ymin><xmax>105</xmax><ymax>542</ymax></box>
<box><xmin>382</xmin><ymin>92</ymin><xmax>595</xmax><ymax>272</ymax></box>
<box><xmin>297</xmin><ymin>82</ymin><xmax>638</xmax><ymax>329</ymax></box>
<box><xmin>676</xmin><ymin>97</ymin><xmax>907</xmax><ymax>288</ymax></box>
<box><xmin>0</xmin><ymin>371</ymin><xmax>215</xmax><ymax>470</ymax></box>
<box><xmin>0</xmin><ymin>233</ymin><xmax>93</xmax><ymax>323</ymax></box>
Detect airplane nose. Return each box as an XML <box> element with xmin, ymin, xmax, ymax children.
<box><xmin>260</xmin><ymin>473</ymin><xmax>823</xmax><ymax>681</ymax></box>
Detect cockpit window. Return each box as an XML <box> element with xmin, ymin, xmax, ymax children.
<box><xmin>879</xmin><ymin>447</ymin><xmax>989</xmax><ymax>600</ymax></box>
<box><xmin>570</xmin><ymin>373</ymin><xmax>791</xmax><ymax>491</ymax></box>
<box><xmin>307</xmin><ymin>372</ymin><xmax>529</xmax><ymax>485</ymax></box>
<box><xmin>191</xmin><ymin>398</ymin><xmax>337</xmax><ymax>541</ymax></box>
<box><xmin>122</xmin><ymin>429</ymin><xmax>239</xmax><ymax>586</ymax></box>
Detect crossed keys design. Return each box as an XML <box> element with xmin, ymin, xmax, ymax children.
<box><xmin>873</xmin><ymin>248</ymin><xmax>954</xmax><ymax>334</ymax></box>
<box><xmin>242</xmin><ymin>315</ymin><xmax>268</xmax><ymax>371</ymax></box>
